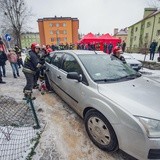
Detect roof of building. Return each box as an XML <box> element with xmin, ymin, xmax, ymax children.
<box><xmin>114</xmin><ymin>29</ymin><xmax>128</xmax><ymax>36</ymax></box>
<box><xmin>21</xmin><ymin>32</ymin><xmax>39</xmax><ymax>35</ymax></box>
<box><xmin>37</xmin><ymin>16</ymin><xmax>79</xmax><ymax>22</ymax></box>
<box><xmin>128</xmin><ymin>9</ymin><xmax>160</xmax><ymax>28</ymax></box>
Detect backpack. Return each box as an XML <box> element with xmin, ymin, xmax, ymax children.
<box><xmin>0</xmin><ymin>51</ymin><xmax>7</xmax><ymax>66</ymax></box>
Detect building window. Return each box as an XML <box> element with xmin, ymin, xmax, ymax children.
<box><xmin>131</xmin><ymin>28</ymin><xmax>134</xmax><ymax>34</ymax></box>
<box><xmin>63</xmin><ymin>30</ymin><xmax>67</xmax><ymax>34</ymax></box>
<box><xmin>56</xmin><ymin>30</ymin><xmax>59</xmax><ymax>35</ymax></box>
<box><xmin>64</xmin><ymin>37</ymin><xmax>67</xmax><ymax>42</ymax></box>
<box><xmin>63</xmin><ymin>22</ymin><xmax>66</xmax><ymax>27</ymax></box>
<box><xmin>50</xmin><ymin>23</ymin><xmax>53</xmax><ymax>27</ymax></box>
<box><xmin>158</xmin><ymin>17</ymin><xmax>160</xmax><ymax>23</ymax></box>
<box><xmin>147</xmin><ymin>22</ymin><xmax>151</xmax><ymax>28</ymax></box>
<box><xmin>157</xmin><ymin>30</ymin><xmax>160</xmax><ymax>36</ymax></box>
<box><xmin>141</xmin><ymin>24</ymin><xmax>144</xmax><ymax>29</ymax></box>
<box><xmin>134</xmin><ymin>36</ymin><xmax>136</xmax><ymax>41</ymax></box>
<box><xmin>145</xmin><ymin>33</ymin><xmax>149</xmax><ymax>39</ymax></box>
<box><xmin>50</xmin><ymin>30</ymin><xmax>53</xmax><ymax>35</ymax></box>
<box><xmin>135</xmin><ymin>27</ymin><xmax>138</xmax><ymax>32</ymax></box>
<box><xmin>57</xmin><ymin>38</ymin><xmax>61</xmax><ymax>44</ymax></box>
<box><xmin>51</xmin><ymin>38</ymin><xmax>54</xmax><ymax>42</ymax></box>
<box><xmin>56</xmin><ymin>23</ymin><xmax>59</xmax><ymax>27</ymax></box>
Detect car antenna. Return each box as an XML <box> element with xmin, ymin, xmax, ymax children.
<box><xmin>92</xmin><ymin>49</ymin><xmax>97</xmax><ymax>54</ymax></box>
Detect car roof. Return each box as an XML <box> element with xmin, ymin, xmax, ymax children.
<box><xmin>52</xmin><ymin>50</ymin><xmax>105</xmax><ymax>55</ymax></box>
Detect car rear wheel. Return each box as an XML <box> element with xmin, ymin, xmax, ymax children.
<box><xmin>85</xmin><ymin>109</ymin><xmax>118</xmax><ymax>152</ymax></box>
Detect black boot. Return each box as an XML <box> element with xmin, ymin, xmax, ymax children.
<box><xmin>13</xmin><ymin>74</ymin><xmax>17</xmax><ymax>78</ymax></box>
<box><xmin>17</xmin><ymin>73</ymin><xmax>20</xmax><ymax>77</ymax></box>
<box><xmin>23</xmin><ymin>90</ymin><xmax>35</xmax><ymax>100</ymax></box>
<box><xmin>0</xmin><ymin>77</ymin><xmax>6</xmax><ymax>84</ymax></box>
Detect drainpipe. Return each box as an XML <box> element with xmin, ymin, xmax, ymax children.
<box><xmin>150</xmin><ymin>15</ymin><xmax>156</xmax><ymax>43</ymax></box>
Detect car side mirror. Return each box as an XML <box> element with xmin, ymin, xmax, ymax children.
<box><xmin>67</xmin><ymin>72</ymin><xmax>82</xmax><ymax>82</ymax></box>
<box><xmin>45</xmin><ymin>58</ymin><xmax>51</xmax><ymax>64</ymax></box>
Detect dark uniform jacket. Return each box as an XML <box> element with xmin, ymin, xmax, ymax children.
<box><xmin>23</xmin><ymin>50</ymin><xmax>41</xmax><ymax>74</ymax></box>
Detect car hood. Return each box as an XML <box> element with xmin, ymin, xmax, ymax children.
<box><xmin>125</xmin><ymin>58</ymin><xmax>142</xmax><ymax>65</ymax></box>
<box><xmin>98</xmin><ymin>77</ymin><xmax>160</xmax><ymax>120</ymax></box>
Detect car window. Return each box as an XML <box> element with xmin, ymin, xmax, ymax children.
<box><xmin>62</xmin><ymin>54</ymin><xmax>88</xmax><ymax>85</ymax></box>
<box><xmin>51</xmin><ymin>52</ymin><xmax>63</xmax><ymax>68</ymax></box>
<box><xmin>62</xmin><ymin>54</ymin><xmax>82</xmax><ymax>73</ymax></box>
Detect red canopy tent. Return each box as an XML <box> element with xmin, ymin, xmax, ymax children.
<box><xmin>98</xmin><ymin>33</ymin><xmax>121</xmax><ymax>51</ymax></box>
<box><xmin>79</xmin><ymin>32</ymin><xmax>99</xmax><ymax>44</ymax></box>
<box><xmin>78</xmin><ymin>32</ymin><xmax>121</xmax><ymax>52</ymax></box>
<box><xmin>98</xmin><ymin>33</ymin><xmax>121</xmax><ymax>45</ymax></box>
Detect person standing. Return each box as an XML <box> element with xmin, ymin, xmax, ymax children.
<box><xmin>122</xmin><ymin>41</ymin><xmax>126</xmax><ymax>52</ymax></box>
<box><xmin>7</xmin><ymin>48</ymin><xmax>20</xmax><ymax>78</ymax></box>
<box><xmin>0</xmin><ymin>37</ymin><xmax>7</xmax><ymax>83</ymax></box>
<box><xmin>22</xmin><ymin>43</ymin><xmax>42</xmax><ymax>98</ymax></box>
<box><xmin>157</xmin><ymin>45</ymin><xmax>160</xmax><ymax>62</ymax></box>
<box><xmin>15</xmin><ymin>44</ymin><xmax>23</xmax><ymax>68</ymax></box>
<box><xmin>108</xmin><ymin>42</ymin><xmax>113</xmax><ymax>54</ymax></box>
<box><xmin>103</xmin><ymin>43</ymin><xmax>108</xmax><ymax>53</ymax></box>
<box><xmin>149</xmin><ymin>40</ymin><xmax>157</xmax><ymax>60</ymax></box>
<box><xmin>111</xmin><ymin>46</ymin><xmax>126</xmax><ymax>63</ymax></box>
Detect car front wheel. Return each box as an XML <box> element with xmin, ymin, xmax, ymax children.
<box><xmin>85</xmin><ymin>109</ymin><xmax>118</xmax><ymax>152</ymax></box>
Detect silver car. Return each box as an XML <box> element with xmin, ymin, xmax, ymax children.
<box><xmin>45</xmin><ymin>50</ymin><xmax>160</xmax><ymax>160</ymax></box>
<box><xmin>123</xmin><ymin>53</ymin><xmax>142</xmax><ymax>71</ymax></box>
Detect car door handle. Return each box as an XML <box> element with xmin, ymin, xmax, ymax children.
<box><xmin>57</xmin><ymin>75</ymin><xmax>62</xmax><ymax>80</ymax></box>
<box><xmin>45</xmin><ymin>68</ymin><xmax>49</xmax><ymax>72</ymax></box>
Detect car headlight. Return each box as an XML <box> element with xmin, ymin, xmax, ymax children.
<box><xmin>136</xmin><ymin>117</ymin><xmax>160</xmax><ymax>138</ymax></box>
<box><xmin>138</xmin><ymin>63</ymin><xmax>142</xmax><ymax>67</ymax></box>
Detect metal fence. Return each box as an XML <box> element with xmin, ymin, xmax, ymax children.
<box><xmin>0</xmin><ymin>95</ymin><xmax>41</xmax><ymax>160</ymax></box>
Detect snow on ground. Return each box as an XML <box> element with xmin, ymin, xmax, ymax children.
<box><xmin>129</xmin><ymin>52</ymin><xmax>160</xmax><ymax>63</ymax></box>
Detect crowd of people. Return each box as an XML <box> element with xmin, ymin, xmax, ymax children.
<box><xmin>0</xmin><ymin>37</ymin><xmax>24</xmax><ymax>83</ymax></box>
<box><xmin>42</xmin><ymin>41</ymin><xmax>127</xmax><ymax>54</ymax></box>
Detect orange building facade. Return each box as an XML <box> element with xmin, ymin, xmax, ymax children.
<box><xmin>37</xmin><ymin>17</ymin><xmax>79</xmax><ymax>46</ymax></box>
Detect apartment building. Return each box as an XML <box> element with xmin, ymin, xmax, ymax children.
<box><xmin>37</xmin><ymin>16</ymin><xmax>79</xmax><ymax>46</ymax></box>
<box><xmin>127</xmin><ymin>8</ymin><xmax>160</xmax><ymax>52</ymax></box>
<box><xmin>21</xmin><ymin>32</ymin><xmax>40</xmax><ymax>49</ymax></box>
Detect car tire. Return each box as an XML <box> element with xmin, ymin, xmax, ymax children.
<box><xmin>44</xmin><ymin>74</ymin><xmax>52</xmax><ymax>91</ymax></box>
<box><xmin>85</xmin><ymin>109</ymin><xmax>118</xmax><ymax>152</ymax></box>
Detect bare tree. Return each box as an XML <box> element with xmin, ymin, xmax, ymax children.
<box><xmin>0</xmin><ymin>0</ymin><xmax>33</xmax><ymax>48</ymax></box>
<box><xmin>147</xmin><ymin>0</ymin><xmax>160</xmax><ymax>9</ymax></box>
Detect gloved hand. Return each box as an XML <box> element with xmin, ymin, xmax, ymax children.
<box><xmin>40</xmin><ymin>59</ymin><xmax>45</xmax><ymax>65</ymax></box>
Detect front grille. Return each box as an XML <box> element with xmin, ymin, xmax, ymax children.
<box><xmin>130</xmin><ymin>64</ymin><xmax>138</xmax><ymax>67</ymax></box>
<box><xmin>148</xmin><ymin>149</ymin><xmax>160</xmax><ymax>159</ymax></box>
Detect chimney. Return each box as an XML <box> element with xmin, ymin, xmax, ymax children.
<box><xmin>124</xmin><ymin>27</ymin><xmax>128</xmax><ymax>33</ymax></box>
<box><xmin>143</xmin><ymin>8</ymin><xmax>157</xmax><ymax>18</ymax></box>
<box><xmin>114</xmin><ymin>28</ymin><xmax>118</xmax><ymax>35</ymax></box>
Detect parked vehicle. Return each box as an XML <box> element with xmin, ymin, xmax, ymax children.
<box><xmin>123</xmin><ymin>53</ymin><xmax>142</xmax><ymax>71</ymax></box>
<box><xmin>45</xmin><ymin>50</ymin><xmax>160</xmax><ymax>160</ymax></box>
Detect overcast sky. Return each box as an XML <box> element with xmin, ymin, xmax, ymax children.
<box><xmin>26</xmin><ymin>0</ymin><xmax>149</xmax><ymax>35</ymax></box>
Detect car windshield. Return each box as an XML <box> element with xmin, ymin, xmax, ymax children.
<box><xmin>78</xmin><ymin>54</ymin><xmax>140</xmax><ymax>82</ymax></box>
